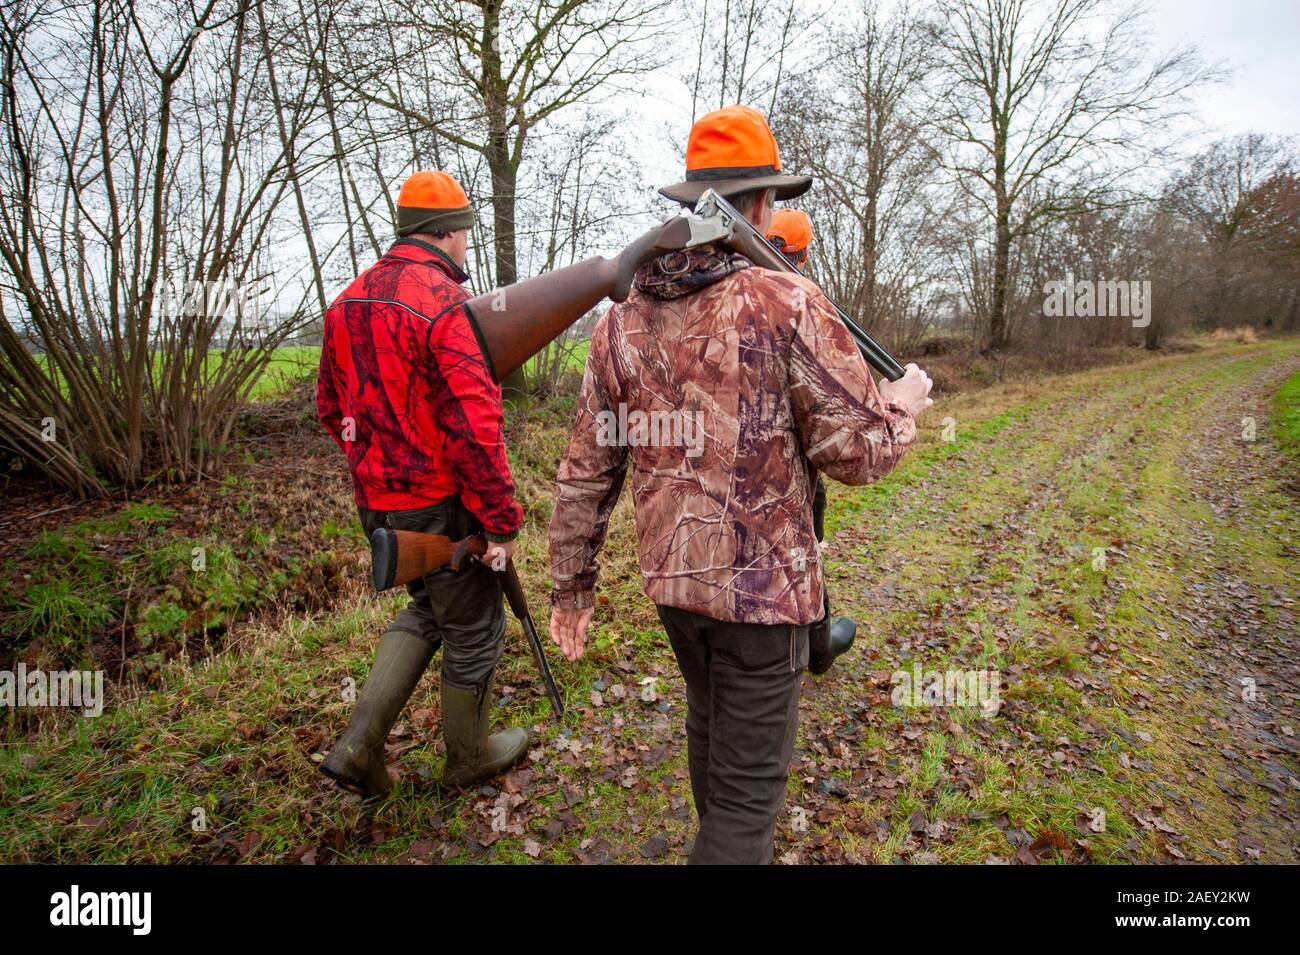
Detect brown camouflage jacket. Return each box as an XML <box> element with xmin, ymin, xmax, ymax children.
<box><xmin>547</xmin><ymin>245</ymin><xmax>917</xmax><ymax>625</ymax></box>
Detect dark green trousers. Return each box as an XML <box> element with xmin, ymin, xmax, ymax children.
<box><xmin>657</xmin><ymin>605</ymin><xmax>809</xmax><ymax>865</ymax></box>
<box><xmin>358</xmin><ymin>498</ymin><xmax>505</xmax><ymax>688</ymax></box>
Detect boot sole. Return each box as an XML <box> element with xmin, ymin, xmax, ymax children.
<box><xmin>320</xmin><ymin>751</ymin><xmax>391</xmax><ymax>799</ymax></box>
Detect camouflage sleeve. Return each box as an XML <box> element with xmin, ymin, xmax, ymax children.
<box><xmin>426</xmin><ymin>305</ymin><xmax>523</xmax><ymax>541</ymax></box>
<box><xmin>315</xmin><ymin>314</ymin><xmax>347</xmax><ymax>453</ymax></box>
<box><xmin>548</xmin><ymin>315</ymin><xmax>630</xmax><ymax>609</ymax></box>
<box><xmin>787</xmin><ymin>281</ymin><xmax>917</xmax><ymax>486</ymax></box>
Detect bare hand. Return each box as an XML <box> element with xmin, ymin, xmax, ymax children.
<box><xmin>879</xmin><ymin>363</ymin><xmax>934</xmax><ymax>417</ymax></box>
<box><xmin>549</xmin><ymin>606</ymin><xmax>594</xmax><ymax>662</ymax></box>
<box><xmin>484</xmin><ymin>538</ymin><xmax>515</xmax><ymax>572</ymax></box>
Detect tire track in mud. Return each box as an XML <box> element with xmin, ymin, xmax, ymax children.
<box><xmin>1154</xmin><ymin>356</ymin><xmax>1300</xmax><ymax>861</ymax></box>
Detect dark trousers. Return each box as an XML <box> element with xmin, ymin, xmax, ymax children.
<box><xmin>358</xmin><ymin>499</ymin><xmax>504</xmax><ymax>688</ymax></box>
<box><xmin>656</xmin><ymin>604</ymin><xmax>808</xmax><ymax>864</ymax></box>
<box><xmin>812</xmin><ymin>475</ymin><xmax>832</xmax><ymax>622</ymax></box>
<box><xmin>812</xmin><ymin>474</ymin><xmax>827</xmax><ymax>542</ymax></box>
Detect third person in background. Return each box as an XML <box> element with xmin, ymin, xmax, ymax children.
<box><xmin>767</xmin><ymin>208</ymin><xmax>857</xmax><ymax>676</ymax></box>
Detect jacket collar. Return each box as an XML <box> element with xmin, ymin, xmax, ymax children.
<box><xmin>634</xmin><ymin>243</ymin><xmax>750</xmax><ymax>301</ymax></box>
<box><xmin>386</xmin><ymin>237</ymin><xmax>470</xmax><ymax>285</ymax></box>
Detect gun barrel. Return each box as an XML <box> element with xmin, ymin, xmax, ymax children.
<box><xmin>501</xmin><ymin>561</ymin><xmax>566</xmax><ymax>720</ymax></box>
<box><xmin>696</xmin><ymin>190</ymin><xmax>906</xmax><ymax>381</ymax></box>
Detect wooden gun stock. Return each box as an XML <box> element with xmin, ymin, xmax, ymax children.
<box><xmin>369</xmin><ymin>529</ymin><xmax>566</xmax><ymax>720</ymax></box>
<box><xmin>464</xmin><ymin>216</ymin><xmax>697</xmax><ymax>383</ymax></box>
<box><xmin>370</xmin><ymin>528</ymin><xmax>488</xmax><ymax>591</ymax></box>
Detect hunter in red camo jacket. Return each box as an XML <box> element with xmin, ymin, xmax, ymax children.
<box><xmin>315</xmin><ymin>236</ymin><xmax>523</xmax><ymax>542</ymax></box>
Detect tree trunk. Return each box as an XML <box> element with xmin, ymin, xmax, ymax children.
<box><xmin>480</xmin><ymin>0</ymin><xmax>526</xmax><ymax>396</ymax></box>
<box><xmin>485</xmin><ymin>119</ymin><xmax>528</xmax><ymax>395</ymax></box>
<box><xmin>989</xmin><ymin>180</ymin><xmax>1011</xmax><ymax>351</ymax></box>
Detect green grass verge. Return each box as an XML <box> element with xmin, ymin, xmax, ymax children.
<box><xmin>1272</xmin><ymin>369</ymin><xmax>1300</xmax><ymax>462</ymax></box>
<box><xmin>2</xmin><ymin>337</ymin><xmax>1297</xmax><ymax>864</ymax></box>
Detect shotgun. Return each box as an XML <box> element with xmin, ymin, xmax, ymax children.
<box><xmin>459</xmin><ymin>192</ymin><xmax>904</xmax><ymax>384</ymax></box>
<box><xmin>500</xmin><ymin>560</ymin><xmax>565</xmax><ymax>719</ymax></box>
<box><xmin>370</xmin><ymin>527</ymin><xmax>486</xmax><ymax>590</ymax></box>
<box><xmin>464</xmin><ymin>213</ymin><xmax>727</xmax><ymax>382</ymax></box>
<box><xmin>369</xmin><ymin>528</ymin><xmax>564</xmax><ymax>720</ymax></box>
<box><xmin>692</xmin><ymin>189</ymin><xmax>907</xmax><ymax>381</ymax></box>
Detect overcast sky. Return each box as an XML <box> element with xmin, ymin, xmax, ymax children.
<box><xmin>625</xmin><ymin>0</ymin><xmax>1300</xmax><ymax>211</ymax></box>
<box><xmin>1148</xmin><ymin>0</ymin><xmax>1300</xmax><ymax>140</ymax></box>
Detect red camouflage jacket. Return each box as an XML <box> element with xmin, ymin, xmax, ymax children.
<box><xmin>316</xmin><ymin>238</ymin><xmax>522</xmax><ymax>541</ymax></box>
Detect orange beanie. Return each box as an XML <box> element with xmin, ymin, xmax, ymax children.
<box><xmin>396</xmin><ymin>171</ymin><xmax>474</xmax><ymax>236</ymax></box>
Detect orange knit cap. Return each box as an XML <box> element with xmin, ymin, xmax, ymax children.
<box><xmin>767</xmin><ymin>209</ymin><xmax>813</xmax><ymax>254</ymax></box>
<box><xmin>395</xmin><ymin>171</ymin><xmax>474</xmax><ymax>236</ymax></box>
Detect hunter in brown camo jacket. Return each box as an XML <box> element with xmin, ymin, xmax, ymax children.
<box><xmin>548</xmin><ymin>245</ymin><xmax>918</xmax><ymax>626</ymax></box>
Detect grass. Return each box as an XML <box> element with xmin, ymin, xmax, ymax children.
<box><xmin>1</xmin><ymin>484</ymin><xmax>349</xmax><ymax>676</ymax></box>
<box><xmin>1272</xmin><ymin>369</ymin><xmax>1300</xmax><ymax>463</ymax></box>
<box><xmin>1</xmin><ymin>336</ymin><xmax>1297</xmax><ymax>864</ymax></box>
<box><xmin>10</xmin><ymin>504</ymin><xmax>180</xmax><ymax>657</ymax></box>
<box><xmin>248</xmin><ymin>340</ymin><xmax>592</xmax><ymax>401</ymax></box>
<box><xmin>809</xmin><ymin>339</ymin><xmax>1300</xmax><ymax>863</ymax></box>
<box><xmin>248</xmin><ymin>346</ymin><xmax>321</xmax><ymax>400</ymax></box>
<box><xmin>26</xmin><ymin>346</ymin><xmax>323</xmax><ymax>403</ymax></box>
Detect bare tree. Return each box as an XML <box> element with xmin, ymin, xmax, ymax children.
<box><xmin>682</xmin><ymin>0</ymin><xmax>816</xmax><ymax>123</ymax></box>
<box><xmin>927</xmin><ymin>0</ymin><xmax>1210</xmax><ymax>349</ymax></box>
<box><xmin>0</xmin><ymin>0</ymin><xmax>315</xmax><ymax>493</ymax></box>
<box><xmin>780</xmin><ymin>1</ymin><xmax>946</xmax><ymax>349</ymax></box>
<box><xmin>1168</xmin><ymin>133</ymin><xmax>1298</xmax><ymax>329</ymax></box>
<box><xmin>323</xmin><ymin>0</ymin><xmax>667</xmax><ymax>390</ymax></box>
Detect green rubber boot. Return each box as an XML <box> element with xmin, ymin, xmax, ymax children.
<box><xmin>320</xmin><ymin>630</ymin><xmax>435</xmax><ymax>798</ymax></box>
<box><xmin>441</xmin><ymin>673</ymin><xmax>528</xmax><ymax>790</ymax></box>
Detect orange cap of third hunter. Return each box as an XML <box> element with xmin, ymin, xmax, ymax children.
<box><xmin>767</xmin><ymin>209</ymin><xmax>813</xmax><ymax>254</ymax></box>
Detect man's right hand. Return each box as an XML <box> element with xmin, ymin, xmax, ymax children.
<box><xmin>549</xmin><ymin>606</ymin><xmax>594</xmax><ymax>662</ymax></box>
<box><xmin>879</xmin><ymin>363</ymin><xmax>934</xmax><ymax>417</ymax></box>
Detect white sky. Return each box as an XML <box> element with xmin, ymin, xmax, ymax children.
<box><xmin>301</xmin><ymin>0</ymin><xmax>1300</xmax><ymax>298</ymax></box>
<box><xmin>1147</xmin><ymin>0</ymin><xmax>1300</xmax><ymax>140</ymax></box>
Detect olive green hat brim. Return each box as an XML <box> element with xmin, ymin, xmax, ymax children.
<box><xmin>396</xmin><ymin>205</ymin><xmax>476</xmax><ymax>237</ymax></box>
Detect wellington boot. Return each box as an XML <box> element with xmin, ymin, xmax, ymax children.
<box><xmin>809</xmin><ymin>614</ymin><xmax>856</xmax><ymax>676</ymax></box>
<box><xmin>441</xmin><ymin>674</ymin><xmax>528</xmax><ymax>790</ymax></box>
<box><xmin>320</xmin><ymin>630</ymin><xmax>434</xmax><ymax>798</ymax></box>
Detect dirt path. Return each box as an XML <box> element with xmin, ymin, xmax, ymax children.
<box><xmin>3</xmin><ymin>341</ymin><xmax>1296</xmax><ymax>864</ymax></box>
<box><xmin>1165</xmin><ymin>362</ymin><xmax>1300</xmax><ymax>860</ymax></box>
<box><xmin>797</xmin><ymin>343</ymin><xmax>1300</xmax><ymax>863</ymax></box>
